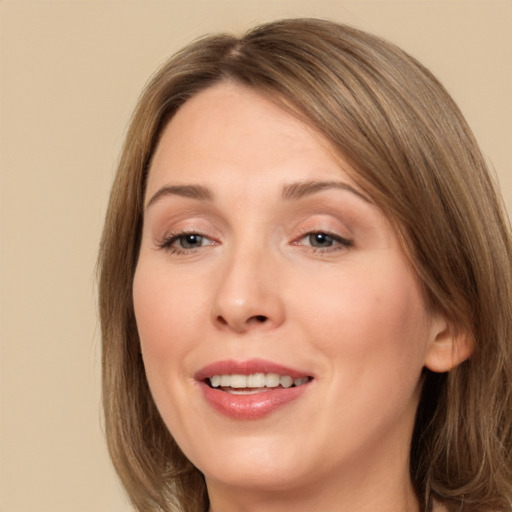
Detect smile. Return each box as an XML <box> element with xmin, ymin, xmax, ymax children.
<box><xmin>208</xmin><ymin>373</ymin><xmax>311</xmax><ymax>393</ymax></box>
<box><xmin>195</xmin><ymin>360</ymin><xmax>314</xmax><ymax>419</ymax></box>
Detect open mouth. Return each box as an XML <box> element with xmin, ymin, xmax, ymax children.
<box><xmin>196</xmin><ymin>362</ymin><xmax>314</xmax><ymax>418</ymax></box>
<box><xmin>205</xmin><ymin>373</ymin><xmax>313</xmax><ymax>395</ymax></box>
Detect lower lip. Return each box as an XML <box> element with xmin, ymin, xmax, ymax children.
<box><xmin>199</xmin><ymin>382</ymin><xmax>310</xmax><ymax>420</ymax></box>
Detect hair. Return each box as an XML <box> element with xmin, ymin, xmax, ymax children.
<box><xmin>98</xmin><ymin>18</ymin><xmax>512</xmax><ymax>512</ymax></box>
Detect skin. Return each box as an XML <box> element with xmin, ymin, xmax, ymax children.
<box><xmin>133</xmin><ymin>82</ymin><xmax>465</xmax><ymax>512</ymax></box>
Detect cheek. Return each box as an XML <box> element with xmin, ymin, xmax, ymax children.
<box><xmin>133</xmin><ymin>263</ymin><xmax>208</xmax><ymax>358</ymax></box>
<box><xmin>291</xmin><ymin>256</ymin><xmax>431</xmax><ymax>377</ymax></box>
<box><xmin>132</xmin><ymin>262</ymin><xmax>207</xmax><ymax>429</ymax></box>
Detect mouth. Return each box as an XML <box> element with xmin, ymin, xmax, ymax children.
<box><xmin>195</xmin><ymin>359</ymin><xmax>314</xmax><ymax>419</ymax></box>
<box><xmin>206</xmin><ymin>373</ymin><xmax>312</xmax><ymax>394</ymax></box>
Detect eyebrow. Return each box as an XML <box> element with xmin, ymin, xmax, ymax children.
<box><xmin>282</xmin><ymin>180</ymin><xmax>371</xmax><ymax>203</ymax></box>
<box><xmin>145</xmin><ymin>179</ymin><xmax>371</xmax><ymax>210</ymax></box>
<box><xmin>146</xmin><ymin>184</ymin><xmax>213</xmax><ymax>210</ymax></box>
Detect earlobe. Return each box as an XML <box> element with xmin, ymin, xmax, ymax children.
<box><xmin>424</xmin><ymin>318</ymin><xmax>474</xmax><ymax>373</ymax></box>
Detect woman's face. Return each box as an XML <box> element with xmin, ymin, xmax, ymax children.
<box><xmin>133</xmin><ymin>82</ymin><xmax>445</xmax><ymax>498</ymax></box>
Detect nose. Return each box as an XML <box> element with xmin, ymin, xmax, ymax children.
<box><xmin>211</xmin><ymin>247</ymin><xmax>285</xmax><ymax>334</ymax></box>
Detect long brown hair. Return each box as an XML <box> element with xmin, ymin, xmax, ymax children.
<box><xmin>98</xmin><ymin>18</ymin><xmax>512</xmax><ymax>512</ymax></box>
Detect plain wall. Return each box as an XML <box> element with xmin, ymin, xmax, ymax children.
<box><xmin>1</xmin><ymin>1</ymin><xmax>511</xmax><ymax>511</ymax></box>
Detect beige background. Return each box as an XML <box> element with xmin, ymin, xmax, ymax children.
<box><xmin>0</xmin><ymin>1</ymin><xmax>510</xmax><ymax>511</ymax></box>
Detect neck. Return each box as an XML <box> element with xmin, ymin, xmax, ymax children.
<box><xmin>208</xmin><ymin>483</ymin><xmax>419</xmax><ymax>512</ymax></box>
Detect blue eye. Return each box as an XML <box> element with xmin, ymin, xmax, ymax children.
<box><xmin>307</xmin><ymin>233</ymin><xmax>336</xmax><ymax>248</ymax></box>
<box><xmin>296</xmin><ymin>231</ymin><xmax>353</xmax><ymax>252</ymax></box>
<box><xmin>178</xmin><ymin>234</ymin><xmax>206</xmax><ymax>249</ymax></box>
<box><xmin>159</xmin><ymin>232</ymin><xmax>216</xmax><ymax>253</ymax></box>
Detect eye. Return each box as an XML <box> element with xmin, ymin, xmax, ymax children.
<box><xmin>158</xmin><ymin>232</ymin><xmax>217</xmax><ymax>253</ymax></box>
<box><xmin>294</xmin><ymin>231</ymin><xmax>353</xmax><ymax>252</ymax></box>
<box><xmin>175</xmin><ymin>233</ymin><xmax>208</xmax><ymax>249</ymax></box>
<box><xmin>306</xmin><ymin>233</ymin><xmax>337</xmax><ymax>248</ymax></box>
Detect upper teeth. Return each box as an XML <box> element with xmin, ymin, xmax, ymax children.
<box><xmin>209</xmin><ymin>373</ymin><xmax>309</xmax><ymax>389</ymax></box>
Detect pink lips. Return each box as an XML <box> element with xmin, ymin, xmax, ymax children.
<box><xmin>195</xmin><ymin>359</ymin><xmax>312</xmax><ymax>420</ymax></box>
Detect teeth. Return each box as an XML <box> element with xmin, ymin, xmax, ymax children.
<box><xmin>209</xmin><ymin>373</ymin><xmax>310</xmax><ymax>389</ymax></box>
<box><xmin>230</xmin><ymin>375</ymin><xmax>247</xmax><ymax>388</ymax></box>
<box><xmin>266</xmin><ymin>373</ymin><xmax>280</xmax><ymax>387</ymax></box>
<box><xmin>247</xmin><ymin>373</ymin><xmax>266</xmax><ymax>387</ymax></box>
<box><xmin>280</xmin><ymin>375</ymin><xmax>293</xmax><ymax>388</ymax></box>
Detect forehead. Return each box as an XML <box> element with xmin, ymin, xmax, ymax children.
<box><xmin>146</xmin><ymin>82</ymin><xmax>357</xmax><ymax>198</ymax></box>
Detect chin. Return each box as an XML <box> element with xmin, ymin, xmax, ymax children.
<box><xmin>187</xmin><ymin>431</ymin><xmax>313</xmax><ymax>491</ymax></box>
<box><xmin>202</xmin><ymin>459</ymin><xmax>310</xmax><ymax>493</ymax></box>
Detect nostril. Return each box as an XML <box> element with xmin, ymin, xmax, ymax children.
<box><xmin>216</xmin><ymin>316</ymin><xmax>228</xmax><ymax>326</ymax></box>
<box><xmin>214</xmin><ymin>313</ymin><xmax>269</xmax><ymax>330</ymax></box>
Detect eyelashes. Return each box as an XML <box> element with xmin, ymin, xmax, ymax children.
<box><xmin>156</xmin><ymin>231</ymin><xmax>217</xmax><ymax>254</ymax></box>
<box><xmin>157</xmin><ymin>230</ymin><xmax>353</xmax><ymax>256</ymax></box>
<box><xmin>293</xmin><ymin>232</ymin><xmax>353</xmax><ymax>252</ymax></box>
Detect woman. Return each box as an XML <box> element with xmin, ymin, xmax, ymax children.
<box><xmin>98</xmin><ymin>18</ymin><xmax>512</xmax><ymax>512</ymax></box>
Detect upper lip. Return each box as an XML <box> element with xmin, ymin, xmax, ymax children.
<box><xmin>194</xmin><ymin>358</ymin><xmax>313</xmax><ymax>381</ymax></box>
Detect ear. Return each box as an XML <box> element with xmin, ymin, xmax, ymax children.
<box><xmin>424</xmin><ymin>316</ymin><xmax>473</xmax><ymax>373</ymax></box>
